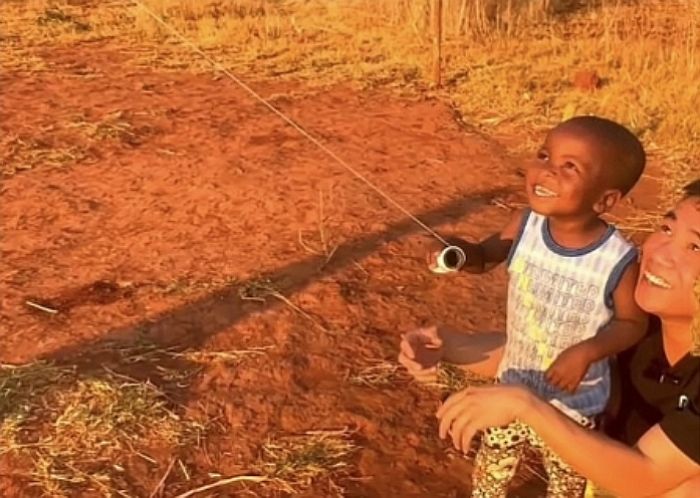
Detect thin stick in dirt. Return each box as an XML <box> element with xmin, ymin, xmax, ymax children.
<box><xmin>149</xmin><ymin>458</ymin><xmax>176</xmax><ymax>498</ymax></box>
<box><xmin>268</xmin><ymin>290</ymin><xmax>329</xmax><ymax>333</ymax></box>
<box><xmin>25</xmin><ymin>300</ymin><xmax>58</xmax><ymax>314</ymax></box>
<box><xmin>173</xmin><ymin>475</ymin><xmax>268</xmax><ymax>498</ymax></box>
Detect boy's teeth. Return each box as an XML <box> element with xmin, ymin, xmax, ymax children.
<box><xmin>534</xmin><ymin>185</ymin><xmax>557</xmax><ymax>197</ymax></box>
<box><xmin>644</xmin><ymin>271</ymin><xmax>671</xmax><ymax>289</ymax></box>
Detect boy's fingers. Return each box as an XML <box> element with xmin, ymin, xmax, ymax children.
<box><xmin>398</xmin><ymin>353</ymin><xmax>422</xmax><ymax>371</ymax></box>
<box><xmin>413</xmin><ymin>369</ymin><xmax>438</xmax><ymax>383</ymax></box>
<box><xmin>549</xmin><ymin>374</ymin><xmax>566</xmax><ymax>391</ymax></box>
<box><xmin>419</xmin><ymin>326</ymin><xmax>442</xmax><ymax>348</ymax></box>
<box><xmin>399</xmin><ymin>338</ymin><xmax>417</xmax><ymax>360</ymax></box>
<box><xmin>413</xmin><ymin>364</ymin><xmax>437</xmax><ymax>375</ymax></box>
<box><xmin>398</xmin><ymin>355</ymin><xmax>437</xmax><ymax>380</ymax></box>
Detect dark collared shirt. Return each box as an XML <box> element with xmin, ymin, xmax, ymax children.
<box><xmin>612</xmin><ymin>323</ymin><xmax>700</xmax><ymax>464</ymax></box>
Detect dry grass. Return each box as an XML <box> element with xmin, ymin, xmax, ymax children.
<box><xmin>121</xmin><ymin>0</ymin><xmax>699</xmax><ymax>199</ymax></box>
<box><xmin>257</xmin><ymin>428</ymin><xmax>357</xmax><ymax>494</ymax></box>
<box><xmin>431</xmin><ymin>362</ymin><xmax>494</xmax><ymax>393</ymax></box>
<box><xmin>2</xmin><ymin>0</ymin><xmax>697</xmax><ymax>196</ymax></box>
<box><xmin>0</xmin><ymin>3</ymin><xmax>696</xmax><ymax>492</ymax></box>
<box><xmin>66</xmin><ymin>111</ymin><xmax>138</xmax><ymax>142</ymax></box>
<box><xmin>0</xmin><ymin>361</ymin><xmax>204</xmax><ymax>497</ymax></box>
<box><xmin>0</xmin><ymin>134</ymin><xmax>90</xmax><ymax>176</ymax></box>
<box><xmin>347</xmin><ymin>358</ymin><xmax>493</xmax><ymax>391</ymax></box>
<box><xmin>349</xmin><ymin>360</ymin><xmax>403</xmax><ymax>387</ymax></box>
<box><xmin>298</xmin><ymin>190</ymin><xmax>339</xmax><ymax>266</ymax></box>
<box><xmin>0</xmin><ymin>109</ymin><xmax>157</xmax><ymax>176</ymax></box>
<box><xmin>171</xmin><ymin>429</ymin><xmax>356</xmax><ymax>497</ymax></box>
<box><xmin>0</xmin><ymin>362</ymin><xmax>75</xmax><ymax>427</ymax></box>
<box><xmin>239</xmin><ymin>278</ymin><xmax>331</xmax><ymax>332</ymax></box>
<box><xmin>153</xmin><ymin>274</ymin><xmax>239</xmax><ymax>295</ymax></box>
<box><xmin>171</xmin><ymin>346</ymin><xmax>273</xmax><ymax>365</ymax></box>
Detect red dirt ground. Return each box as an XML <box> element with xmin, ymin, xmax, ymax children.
<box><xmin>3</xmin><ymin>37</ymin><xmax>658</xmax><ymax>497</ymax></box>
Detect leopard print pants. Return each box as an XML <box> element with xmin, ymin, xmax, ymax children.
<box><xmin>471</xmin><ymin>420</ymin><xmax>593</xmax><ymax>498</ymax></box>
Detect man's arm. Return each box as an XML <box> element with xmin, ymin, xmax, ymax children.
<box><xmin>438</xmin><ymin>385</ymin><xmax>700</xmax><ymax>498</ymax></box>
<box><xmin>520</xmin><ymin>393</ymin><xmax>699</xmax><ymax>497</ymax></box>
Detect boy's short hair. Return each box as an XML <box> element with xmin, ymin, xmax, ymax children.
<box><xmin>562</xmin><ymin>116</ymin><xmax>646</xmax><ymax>195</ymax></box>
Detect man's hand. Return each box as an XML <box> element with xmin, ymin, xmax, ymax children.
<box><xmin>546</xmin><ymin>342</ymin><xmax>596</xmax><ymax>393</ymax></box>
<box><xmin>398</xmin><ymin>326</ymin><xmax>444</xmax><ymax>383</ymax></box>
<box><xmin>436</xmin><ymin>385</ymin><xmax>531</xmax><ymax>453</ymax></box>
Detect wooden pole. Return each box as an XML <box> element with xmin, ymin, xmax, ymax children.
<box><xmin>431</xmin><ymin>0</ymin><xmax>443</xmax><ymax>88</ymax></box>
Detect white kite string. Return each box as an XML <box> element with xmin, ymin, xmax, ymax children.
<box><xmin>132</xmin><ymin>0</ymin><xmax>450</xmax><ymax>246</ymax></box>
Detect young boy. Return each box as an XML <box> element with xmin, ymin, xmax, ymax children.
<box><xmin>399</xmin><ymin>116</ymin><xmax>649</xmax><ymax>497</ymax></box>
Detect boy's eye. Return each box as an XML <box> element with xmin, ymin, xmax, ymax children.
<box><xmin>660</xmin><ymin>224</ymin><xmax>672</xmax><ymax>235</ymax></box>
<box><xmin>537</xmin><ymin>150</ymin><xmax>549</xmax><ymax>162</ymax></box>
<box><xmin>563</xmin><ymin>161</ymin><xmax>578</xmax><ymax>171</ymax></box>
<box><xmin>691</xmin><ymin>243</ymin><xmax>700</xmax><ymax>253</ymax></box>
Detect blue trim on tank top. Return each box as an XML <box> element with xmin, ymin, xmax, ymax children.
<box><xmin>604</xmin><ymin>246</ymin><xmax>638</xmax><ymax>309</ymax></box>
<box><xmin>506</xmin><ymin>208</ymin><xmax>532</xmax><ymax>267</ymax></box>
<box><xmin>541</xmin><ymin>217</ymin><xmax>616</xmax><ymax>257</ymax></box>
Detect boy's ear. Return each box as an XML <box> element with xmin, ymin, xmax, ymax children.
<box><xmin>593</xmin><ymin>189</ymin><xmax>623</xmax><ymax>214</ymax></box>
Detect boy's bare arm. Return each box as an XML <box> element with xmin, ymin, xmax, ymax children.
<box><xmin>583</xmin><ymin>261</ymin><xmax>649</xmax><ymax>360</ymax></box>
<box><xmin>547</xmin><ymin>261</ymin><xmax>648</xmax><ymax>392</ymax></box>
<box><xmin>447</xmin><ymin>208</ymin><xmax>525</xmax><ymax>274</ymax></box>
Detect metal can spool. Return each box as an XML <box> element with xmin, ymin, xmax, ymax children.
<box><xmin>431</xmin><ymin>245</ymin><xmax>467</xmax><ymax>274</ymax></box>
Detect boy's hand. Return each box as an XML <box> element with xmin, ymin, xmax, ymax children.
<box><xmin>426</xmin><ymin>237</ymin><xmax>469</xmax><ymax>274</ymax></box>
<box><xmin>426</xmin><ymin>242</ymin><xmax>447</xmax><ymax>273</ymax></box>
<box><xmin>546</xmin><ymin>342</ymin><xmax>596</xmax><ymax>393</ymax></box>
<box><xmin>398</xmin><ymin>326</ymin><xmax>444</xmax><ymax>383</ymax></box>
<box><xmin>425</xmin><ymin>241</ymin><xmax>446</xmax><ymax>273</ymax></box>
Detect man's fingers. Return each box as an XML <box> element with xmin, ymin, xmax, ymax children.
<box><xmin>436</xmin><ymin>388</ymin><xmax>468</xmax><ymax>419</ymax></box>
<box><xmin>460</xmin><ymin>424</ymin><xmax>478</xmax><ymax>454</ymax></box>
<box><xmin>450</xmin><ymin>411</ymin><xmax>479</xmax><ymax>454</ymax></box>
<box><xmin>449</xmin><ymin>409</ymin><xmax>473</xmax><ymax>451</ymax></box>
<box><xmin>437</xmin><ymin>392</ymin><xmax>470</xmax><ymax>439</ymax></box>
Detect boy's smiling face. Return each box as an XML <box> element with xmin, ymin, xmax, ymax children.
<box><xmin>526</xmin><ymin>125</ymin><xmax>620</xmax><ymax>219</ymax></box>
